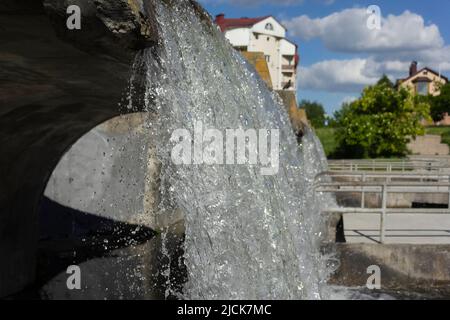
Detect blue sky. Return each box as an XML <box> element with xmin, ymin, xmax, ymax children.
<box><xmin>199</xmin><ymin>0</ymin><xmax>450</xmax><ymax>115</ymax></box>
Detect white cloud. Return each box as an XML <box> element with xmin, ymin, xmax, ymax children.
<box><xmin>341</xmin><ymin>96</ymin><xmax>358</xmax><ymax>105</ymax></box>
<box><xmin>283</xmin><ymin>9</ymin><xmax>444</xmax><ymax>54</ymax></box>
<box><xmin>203</xmin><ymin>2</ymin><xmax>450</xmax><ymax>94</ymax></box>
<box><xmin>290</xmin><ymin>8</ymin><xmax>450</xmax><ymax>93</ymax></box>
<box><xmin>200</xmin><ymin>0</ymin><xmax>334</xmax><ymax>7</ymax></box>
<box><xmin>362</xmin><ymin>58</ymin><xmax>410</xmax><ymax>78</ymax></box>
<box><xmin>299</xmin><ymin>56</ymin><xmax>450</xmax><ymax>93</ymax></box>
<box><xmin>298</xmin><ymin>59</ymin><xmax>378</xmax><ymax>92</ymax></box>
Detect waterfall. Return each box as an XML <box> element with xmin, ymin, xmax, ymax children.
<box><xmin>300</xmin><ymin>126</ymin><xmax>339</xmax><ymax>238</ymax></box>
<box><xmin>140</xmin><ymin>0</ymin><xmax>334</xmax><ymax>300</ymax></box>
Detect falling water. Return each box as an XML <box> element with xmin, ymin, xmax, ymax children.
<box><xmin>140</xmin><ymin>0</ymin><xmax>335</xmax><ymax>299</ymax></box>
<box><xmin>300</xmin><ymin>126</ymin><xmax>339</xmax><ymax>238</ymax></box>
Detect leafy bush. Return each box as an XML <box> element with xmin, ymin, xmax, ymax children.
<box><xmin>429</xmin><ymin>83</ymin><xmax>450</xmax><ymax>122</ymax></box>
<box><xmin>333</xmin><ymin>80</ymin><xmax>431</xmax><ymax>158</ymax></box>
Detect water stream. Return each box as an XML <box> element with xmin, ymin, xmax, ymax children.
<box><xmin>140</xmin><ymin>0</ymin><xmax>336</xmax><ymax>300</ymax></box>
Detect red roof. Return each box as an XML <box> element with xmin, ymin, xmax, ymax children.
<box><xmin>214</xmin><ymin>14</ymin><xmax>271</xmax><ymax>32</ymax></box>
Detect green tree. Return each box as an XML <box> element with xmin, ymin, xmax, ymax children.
<box><xmin>334</xmin><ymin>81</ymin><xmax>431</xmax><ymax>158</ymax></box>
<box><xmin>331</xmin><ymin>102</ymin><xmax>352</xmax><ymax>125</ymax></box>
<box><xmin>429</xmin><ymin>83</ymin><xmax>450</xmax><ymax>122</ymax></box>
<box><xmin>376</xmin><ymin>74</ymin><xmax>394</xmax><ymax>88</ymax></box>
<box><xmin>299</xmin><ymin>100</ymin><xmax>326</xmax><ymax>128</ymax></box>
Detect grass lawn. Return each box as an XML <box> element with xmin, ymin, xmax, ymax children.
<box><xmin>314</xmin><ymin>126</ymin><xmax>450</xmax><ymax>158</ymax></box>
<box><xmin>425</xmin><ymin>126</ymin><xmax>450</xmax><ymax>147</ymax></box>
<box><xmin>315</xmin><ymin>128</ymin><xmax>338</xmax><ymax>157</ymax></box>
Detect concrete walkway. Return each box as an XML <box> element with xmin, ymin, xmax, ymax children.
<box><xmin>344</xmin><ymin>213</ymin><xmax>450</xmax><ymax>244</ymax></box>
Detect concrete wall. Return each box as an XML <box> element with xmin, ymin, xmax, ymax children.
<box><xmin>44</xmin><ymin>113</ymin><xmax>156</xmax><ymax>228</ymax></box>
<box><xmin>408</xmin><ymin>135</ymin><xmax>449</xmax><ymax>156</ymax></box>
<box><xmin>330</xmin><ymin>243</ymin><xmax>450</xmax><ymax>295</ymax></box>
<box><xmin>44</xmin><ymin>112</ymin><xmax>184</xmax><ymax>232</ymax></box>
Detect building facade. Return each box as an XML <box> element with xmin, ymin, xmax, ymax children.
<box><xmin>397</xmin><ymin>61</ymin><xmax>448</xmax><ymax>96</ymax></box>
<box><xmin>215</xmin><ymin>14</ymin><xmax>299</xmax><ymax>91</ymax></box>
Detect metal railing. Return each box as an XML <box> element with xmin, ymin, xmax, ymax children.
<box><xmin>328</xmin><ymin>159</ymin><xmax>447</xmax><ymax>173</ymax></box>
<box><xmin>282</xmin><ymin>65</ymin><xmax>295</xmax><ymax>71</ymax></box>
<box><xmin>317</xmin><ymin>171</ymin><xmax>450</xmax><ymax>184</ymax></box>
<box><xmin>314</xmin><ymin>172</ymin><xmax>450</xmax><ymax>244</ymax></box>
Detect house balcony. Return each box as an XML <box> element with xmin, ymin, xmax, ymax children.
<box><xmin>281</xmin><ymin>81</ymin><xmax>295</xmax><ymax>90</ymax></box>
<box><xmin>282</xmin><ymin>65</ymin><xmax>296</xmax><ymax>72</ymax></box>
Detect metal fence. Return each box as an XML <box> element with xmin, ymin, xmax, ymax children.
<box><xmin>328</xmin><ymin>159</ymin><xmax>448</xmax><ymax>173</ymax></box>
<box><xmin>314</xmin><ymin>170</ymin><xmax>450</xmax><ymax>244</ymax></box>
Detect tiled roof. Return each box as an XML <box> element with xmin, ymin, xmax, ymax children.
<box><xmin>214</xmin><ymin>15</ymin><xmax>270</xmax><ymax>32</ymax></box>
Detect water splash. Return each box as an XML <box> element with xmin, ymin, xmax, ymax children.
<box><xmin>141</xmin><ymin>0</ymin><xmax>334</xmax><ymax>299</ymax></box>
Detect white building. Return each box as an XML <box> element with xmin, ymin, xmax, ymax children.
<box><xmin>215</xmin><ymin>14</ymin><xmax>299</xmax><ymax>91</ymax></box>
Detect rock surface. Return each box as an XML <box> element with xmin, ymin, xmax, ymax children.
<box><xmin>43</xmin><ymin>0</ymin><xmax>159</xmax><ymax>61</ymax></box>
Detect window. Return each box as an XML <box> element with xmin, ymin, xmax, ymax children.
<box><xmin>416</xmin><ymin>81</ymin><xmax>429</xmax><ymax>95</ymax></box>
<box><xmin>265</xmin><ymin>23</ymin><xmax>274</xmax><ymax>31</ymax></box>
<box><xmin>235</xmin><ymin>46</ymin><xmax>247</xmax><ymax>52</ymax></box>
<box><xmin>283</xmin><ymin>55</ymin><xmax>294</xmax><ymax>66</ymax></box>
<box><xmin>267</xmin><ymin>37</ymin><xmax>270</xmax><ymax>41</ymax></box>
<box><xmin>265</xmin><ymin>55</ymin><xmax>270</xmax><ymax>63</ymax></box>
